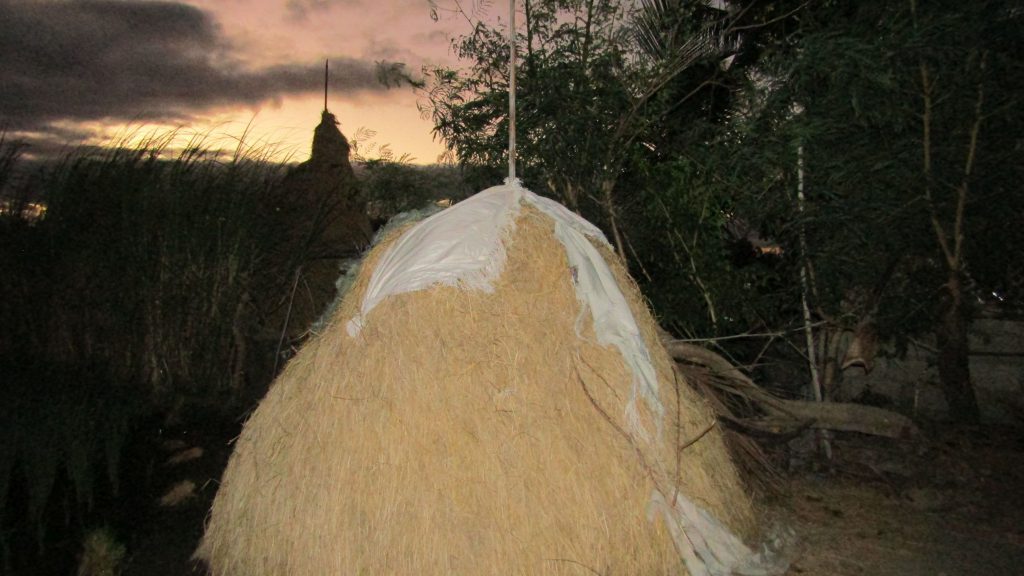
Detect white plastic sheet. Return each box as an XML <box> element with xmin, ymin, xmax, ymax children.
<box><xmin>347</xmin><ymin>181</ymin><xmax>662</xmax><ymax>438</ymax></box>
<box><xmin>649</xmin><ymin>490</ymin><xmax>791</xmax><ymax>576</ymax></box>
<box><xmin>346</xmin><ymin>185</ymin><xmax>520</xmax><ymax>336</ymax></box>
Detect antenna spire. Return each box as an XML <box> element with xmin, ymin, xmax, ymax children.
<box><xmin>324</xmin><ymin>59</ymin><xmax>329</xmax><ymax>112</ymax></box>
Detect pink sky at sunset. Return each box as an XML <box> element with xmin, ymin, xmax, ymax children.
<box><xmin>1</xmin><ymin>0</ymin><xmax>505</xmax><ymax>164</ymax></box>
<box><xmin>184</xmin><ymin>0</ymin><xmax>462</xmax><ymax>163</ymax></box>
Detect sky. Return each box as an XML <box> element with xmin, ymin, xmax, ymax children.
<box><xmin>1</xmin><ymin>0</ymin><xmax>492</xmax><ymax>163</ymax></box>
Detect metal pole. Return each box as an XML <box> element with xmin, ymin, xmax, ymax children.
<box><xmin>324</xmin><ymin>59</ymin><xmax>329</xmax><ymax>112</ymax></box>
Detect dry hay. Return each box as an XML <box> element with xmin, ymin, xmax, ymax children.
<box><xmin>198</xmin><ymin>200</ymin><xmax>761</xmax><ymax>575</ymax></box>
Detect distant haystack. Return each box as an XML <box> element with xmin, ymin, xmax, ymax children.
<box><xmin>270</xmin><ymin>110</ymin><xmax>373</xmax><ymax>339</ymax></box>
<box><xmin>198</xmin><ymin>183</ymin><xmax>788</xmax><ymax>575</ymax></box>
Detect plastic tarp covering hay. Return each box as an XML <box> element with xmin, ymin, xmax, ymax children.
<box><xmin>348</xmin><ymin>182</ymin><xmax>662</xmax><ymax>440</ymax></box>
<box><xmin>345</xmin><ymin>181</ymin><xmax>786</xmax><ymax>576</ymax></box>
<box><xmin>198</xmin><ymin>179</ymin><xmax>791</xmax><ymax>576</ymax></box>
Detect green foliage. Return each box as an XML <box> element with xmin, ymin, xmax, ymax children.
<box><xmin>347</xmin><ymin>125</ymin><xmax>474</xmax><ymax>220</ymax></box>
<box><xmin>631</xmin><ymin>151</ymin><xmax>797</xmax><ymax>337</ymax></box>
<box><xmin>423</xmin><ymin>0</ymin><xmax>638</xmax><ymax>213</ymax></box>
<box><xmin>732</xmin><ymin>0</ymin><xmax>1023</xmax><ymax>336</ymax></box>
<box><xmin>359</xmin><ymin>160</ymin><xmax>474</xmax><ymax>221</ymax></box>
<box><xmin>425</xmin><ymin>0</ymin><xmax>1023</xmax><ymax>399</ymax></box>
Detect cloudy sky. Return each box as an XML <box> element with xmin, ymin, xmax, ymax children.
<box><xmin>1</xmin><ymin>0</ymin><xmax>486</xmax><ymax>162</ymax></box>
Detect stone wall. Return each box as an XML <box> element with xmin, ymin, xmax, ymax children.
<box><xmin>839</xmin><ymin>319</ymin><xmax>1024</xmax><ymax>424</ymax></box>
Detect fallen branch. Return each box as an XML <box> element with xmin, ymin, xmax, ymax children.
<box><xmin>663</xmin><ymin>339</ymin><xmax>918</xmax><ymax>440</ymax></box>
<box><xmin>750</xmin><ymin>401</ymin><xmax>917</xmax><ymax>439</ymax></box>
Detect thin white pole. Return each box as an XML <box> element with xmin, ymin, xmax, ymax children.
<box><xmin>508</xmin><ymin>0</ymin><xmax>517</xmax><ymax>181</ymax></box>
<box><xmin>797</xmin><ymin>140</ymin><xmax>833</xmax><ymax>460</ymax></box>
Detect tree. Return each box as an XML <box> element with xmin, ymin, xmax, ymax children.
<box><xmin>724</xmin><ymin>0</ymin><xmax>1023</xmax><ymax>420</ymax></box>
<box><xmin>423</xmin><ymin>0</ymin><xmax>1024</xmax><ymax>423</ymax></box>
<box><xmin>907</xmin><ymin>0</ymin><xmax>1023</xmax><ymax>422</ymax></box>
<box><xmin>423</xmin><ymin>0</ymin><xmax>755</xmax><ymax>256</ymax></box>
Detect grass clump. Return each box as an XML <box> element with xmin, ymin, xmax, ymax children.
<box><xmin>77</xmin><ymin>527</ymin><xmax>126</xmax><ymax>576</ymax></box>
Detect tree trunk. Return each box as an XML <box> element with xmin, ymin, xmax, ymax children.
<box><xmin>936</xmin><ymin>273</ymin><xmax>980</xmax><ymax>423</ymax></box>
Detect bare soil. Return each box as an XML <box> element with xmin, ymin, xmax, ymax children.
<box><xmin>782</xmin><ymin>426</ymin><xmax>1024</xmax><ymax>576</ymax></box>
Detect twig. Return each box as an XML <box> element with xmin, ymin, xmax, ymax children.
<box><xmin>679</xmin><ymin>420</ymin><xmax>717</xmax><ymax>453</ymax></box>
<box><xmin>670</xmin><ymin>323</ymin><xmax>822</xmax><ymax>343</ymax></box>
<box><xmin>546</xmin><ymin>558</ymin><xmax>605</xmax><ymax>576</ymax></box>
<box><xmin>272</xmin><ymin>266</ymin><xmax>302</xmax><ymax>375</ymax></box>
<box><xmin>730</xmin><ymin>1</ymin><xmax>810</xmax><ymax>32</ymax></box>
<box><xmin>622</xmin><ymin>230</ymin><xmax>654</xmax><ymax>283</ymax></box>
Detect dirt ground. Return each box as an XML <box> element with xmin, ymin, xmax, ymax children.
<box><xmin>121</xmin><ymin>423</ymin><xmax>1024</xmax><ymax>576</ymax></box>
<box><xmin>781</xmin><ymin>426</ymin><xmax>1024</xmax><ymax>576</ymax></box>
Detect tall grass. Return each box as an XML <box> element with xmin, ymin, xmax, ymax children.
<box><xmin>2</xmin><ymin>131</ymin><xmax>297</xmax><ymax>404</ymax></box>
<box><xmin>0</xmin><ymin>129</ymin><xmax>339</xmax><ymax>567</ymax></box>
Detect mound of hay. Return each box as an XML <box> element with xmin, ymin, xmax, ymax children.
<box><xmin>268</xmin><ymin>110</ymin><xmax>373</xmax><ymax>340</ymax></box>
<box><xmin>198</xmin><ymin>183</ymin><xmax>787</xmax><ymax>575</ymax></box>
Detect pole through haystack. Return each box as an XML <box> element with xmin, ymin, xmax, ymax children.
<box><xmin>198</xmin><ymin>3</ymin><xmax>790</xmax><ymax>574</ymax></box>
<box><xmin>508</xmin><ymin>0</ymin><xmax>517</xmax><ymax>181</ymax></box>
<box><xmin>198</xmin><ymin>181</ymin><xmax>790</xmax><ymax>575</ymax></box>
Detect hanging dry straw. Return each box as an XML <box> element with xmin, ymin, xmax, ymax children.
<box><xmin>197</xmin><ymin>184</ymin><xmax>786</xmax><ymax>576</ymax></box>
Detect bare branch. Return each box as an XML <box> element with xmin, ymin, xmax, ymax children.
<box><xmin>953</xmin><ymin>51</ymin><xmax>987</xmax><ymax>263</ymax></box>
<box><xmin>730</xmin><ymin>1</ymin><xmax>810</xmax><ymax>33</ymax></box>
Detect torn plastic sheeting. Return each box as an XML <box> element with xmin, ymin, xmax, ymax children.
<box><xmin>345</xmin><ymin>181</ymin><xmax>663</xmax><ymax>441</ymax></box>
<box><xmin>346</xmin><ymin>182</ymin><xmax>602</xmax><ymax>336</ymax></box>
<box><xmin>553</xmin><ymin>218</ymin><xmax>664</xmax><ymax>441</ymax></box>
<box><xmin>346</xmin><ymin>185</ymin><xmax>521</xmax><ymax>336</ymax></box>
<box><xmin>648</xmin><ymin>490</ymin><xmax>791</xmax><ymax>576</ymax></box>
<box><xmin>340</xmin><ymin>181</ymin><xmax>791</xmax><ymax>573</ymax></box>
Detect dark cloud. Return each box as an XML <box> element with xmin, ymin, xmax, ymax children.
<box><xmin>285</xmin><ymin>0</ymin><xmax>359</xmax><ymax>22</ymax></box>
<box><xmin>0</xmin><ymin>0</ymin><xmax>414</xmax><ymax>142</ymax></box>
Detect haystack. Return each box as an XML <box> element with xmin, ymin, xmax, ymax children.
<box><xmin>198</xmin><ymin>182</ymin><xmax>788</xmax><ymax>575</ymax></box>
<box><xmin>268</xmin><ymin>110</ymin><xmax>373</xmax><ymax>340</ymax></box>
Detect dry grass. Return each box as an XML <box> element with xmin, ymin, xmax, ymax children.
<box><xmin>198</xmin><ymin>205</ymin><xmax>756</xmax><ymax>575</ymax></box>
